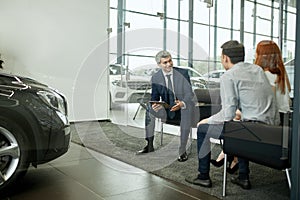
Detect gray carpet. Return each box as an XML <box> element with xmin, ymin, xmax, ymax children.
<box><xmin>70</xmin><ymin>121</ymin><xmax>290</xmax><ymax>200</ymax></box>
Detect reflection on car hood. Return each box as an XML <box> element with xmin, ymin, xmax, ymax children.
<box><xmin>0</xmin><ymin>72</ymin><xmax>49</xmax><ymax>91</ymax></box>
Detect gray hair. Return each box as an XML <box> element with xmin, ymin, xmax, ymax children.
<box><xmin>155</xmin><ymin>50</ymin><xmax>172</xmax><ymax>64</ymax></box>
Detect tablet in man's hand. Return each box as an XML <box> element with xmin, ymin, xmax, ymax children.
<box><xmin>149</xmin><ymin>101</ymin><xmax>170</xmax><ymax>108</ymax></box>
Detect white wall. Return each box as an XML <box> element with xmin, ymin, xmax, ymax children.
<box><xmin>0</xmin><ymin>0</ymin><xmax>109</xmax><ymax>121</ymax></box>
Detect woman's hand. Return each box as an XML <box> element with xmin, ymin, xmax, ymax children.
<box><xmin>197</xmin><ymin>118</ymin><xmax>208</xmax><ymax>127</ymax></box>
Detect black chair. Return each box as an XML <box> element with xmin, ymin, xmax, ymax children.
<box><xmin>160</xmin><ymin>88</ymin><xmax>222</xmax><ymax>151</ymax></box>
<box><xmin>160</xmin><ymin>109</ymin><xmax>197</xmax><ymax>153</ymax></box>
<box><xmin>222</xmin><ymin>117</ymin><xmax>292</xmax><ymax>196</ymax></box>
<box><xmin>160</xmin><ymin>117</ymin><xmax>181</xmax><ymax>145</ymax></box>
<box><xmin>194</xmin><ymin>88</ymin><xmax>222</xmax><ymax>121</ymax></box>
<box><xmin>194</xmin><ymin>88</ymin><xmax>222</xmax><ymax>145</ymax></box>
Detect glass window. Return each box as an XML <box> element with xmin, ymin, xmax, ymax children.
<box><xmin>125</xmin><ymin>51</ymin><xmax>157</xmax><ymax>71</ymax></box>
<box><xmin>194</xmin><ymin>0</ymin><xmax>211</xmax><ymax>24</ymax></box>
<box><xmin>273</xmin><ymin>8</ymin><xmax>279</xmax><ymax>38</ymax></box>
<box><xmin>193</xmin><ymin>24</ymin><xmax>210</xmax><ymax>60</ymax></box>
<box><xmin>283</xmin><ymin>40</ymin><xmax>296</xmax><ymax>61</ymax></box>
<box><xmin>166</xmin><ymin>20</ymin><xmax>180</xmax><ymax>55</ymax></box>
<box><xmin>166</xmin><ymin>0</ymin><xmax>178</xmax><ymax>19</ymax></box>
<box><xmin>257</xmin><ymin>0</ymin><xmax>272</xmax><ymax>6</ymax></box>
<box><xmin>286</xmin><ymin>13</ymin><xmax>296</xmax><ymax>40</ymax></box>
<box><xmin>167</xmin><ymin>0</ymin><xmax>189</xmax><ymax>21</ymax></box>
<box><xmin>216</xmin><ymin>28</ymin><xmax>231</xmax><ymax>55</ymax></box>
<box><xmin>177</xmin><ymin>21</ymin><xmax>189</xmax><ymax>63</ymax></box>
<box><xmin>243</xmin><ymin>32</ymin><xmax>254</xmax><ymax>62</ymax></box>
<box><xmin>256</xmin><ymin>5</ymin><xmax>272</xmax><ymax>35</ymax></box>
<box><xmin>244</xmin><ymin>1</ymin><xmax>254</xmax><ymax>33</ymax></box>
<box><xmin>126</xmin><ymin>0</ymin><xmax>164</xmax><ymax>16</ymax></box>
<box><xmin>110</xmin><ymin>0</ymin><xmax>118</xmax><ymax>8</ymax></box>
<box><xmin>125</xmin><ymin>11</ymin><xmax>163</xmax><ymax>30</ymax></box>
<box><xmin>216</xmin><ymin>0</ymin><xmax>232</xmax><ymax>28</ymax></box>
<box><xmin>232</xmin><ymin>0</ymin><xmax>241</xmax><ymax>30</ymax></box>
<box><xmin>109</xmin><ymin>0</ymin><xmax>296</xmax><ymax>92</ymax></box>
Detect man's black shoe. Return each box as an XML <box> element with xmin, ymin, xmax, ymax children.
<box><xmin>231</xmin><ymin>177</ymin><xmax>251</xmax><ymax>190</ymax></box>
<box><xmin>178</xmin><ymin>152</ymin><xmax>188</xmax><ymax>162</ymax></box>
<box><xmin>185</xmin><ymin>176</ymin><xmax>212</xmax><ymax>188</ymax></box>
<box><xmin>137</xmin><ymin>146</ymin><xmax>154</xmax><ymax>154</ymax></box>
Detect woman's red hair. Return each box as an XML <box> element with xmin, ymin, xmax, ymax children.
<box><xmin>255</xmin><ymin>40</ymin><xmax>291</xmax><ymax>94</ymax></box>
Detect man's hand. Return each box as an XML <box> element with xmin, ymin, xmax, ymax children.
<box><xmin>170</xmin><ymin>100</ymin><xmax>183</xmax><ymax>111</ymax></box>
<box><xmin>152</xmin><ymin>103</ymin><xmax>163</xmax><ymax>112</ymax></box>
<box><xmin>234</xmin><ymin>109</ymin><xmax>241</xmax><ymax>121</ymax></box>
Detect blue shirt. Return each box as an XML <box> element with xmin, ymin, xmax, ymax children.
<box><xmin>208</xmin><ymin>62</ymin><xmax>280</xmax><ymax>125</ymax></box>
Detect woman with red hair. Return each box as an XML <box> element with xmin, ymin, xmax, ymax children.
<box><xmin>255</xmin><ymin>40</ymin><xmax>292</xmax><ymax>124</ymax></box>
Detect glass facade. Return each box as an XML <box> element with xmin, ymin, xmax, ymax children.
<box><xmin>109</xmin><ymin>0</ymin><xmax>296</xmax><ymax>72</ymax></box>
<box><xmin>108</xmin><ymin>0</ymin><xmax>296</xmax><ymax>109</ymax></box>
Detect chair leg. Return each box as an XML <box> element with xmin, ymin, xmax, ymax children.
<box><xmin>188</xmin><ymin>128</ymin><xmax>193</xmax><ymax>155</ymax></box>
<box><xmin>160</xmin><ymin>122</ymin><xmax>164</xmax><ymax>146</ymax></box>
<box><xmin>285</xmin><ymin>168</ymin><xmax>291</xmax><ymax>189</ymax></box>
<box><xmin>222</xmin><ymin>153</ymin><xmax>227</xmax><ymax>197</ymax></box>
<box><xmin>133</xmin><ymin>104</ymin><xmax>141</xmax><ymax>120</ymax></box>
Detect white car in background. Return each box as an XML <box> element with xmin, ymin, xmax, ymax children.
<box><xmin>109</xmin><ymin>64</ymin><xmax>151</xmax><ymax>108</ymax></box>
<box><xmin>176</xmin><ymin>66</ymin><xmax>208</xmax><ymax>90</ymax></box>
<box><xmin>202</xmin><ymin>69</ymin><xmax>226</xmax><ymax>83</ymax></box>
<box><xmin>109</xmin><ymin>64</ymin><xmax>217</xmax><ymax>108</ymax></box>
<box><xmin>201</xmin><ymin>69</ymin><xmax>225</xmax><ymax>88</ymax></box>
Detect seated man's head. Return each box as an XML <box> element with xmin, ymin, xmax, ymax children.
<box><xmin>155</xmin><ymin>50</ymin><xmax>173</xmax><ymax>73</ymax></box>
<box><xmin>220</xmin><ymin>40</ymin><xmax>245</xmax><ymax>70</ymax></box>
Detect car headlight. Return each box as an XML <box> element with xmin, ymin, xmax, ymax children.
<box><xmin>37</xmin><ymin>90</ymin><xmax>67</xmax><ymax>115</ymax></box>
<box><xmin>191</xmin><ymin>79</ymin><xmax>207</xmax><ymax>89</ymax></box>
<box><xmin>197</xmin><ymin>79</ymin><xmax>207</xmax><ymax>85</ymax></box>
<box><xmin>111</xmin><ymin>80</ymin><xmax>127</xmax><ymax>88</ymax></box>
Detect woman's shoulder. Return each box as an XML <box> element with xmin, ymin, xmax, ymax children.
<box><xmin>264</xmin><ymin>70</ymin><xmax>276</xmax><ymax>85</ymax></box>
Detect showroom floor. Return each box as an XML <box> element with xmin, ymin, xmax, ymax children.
<box><xmin>2</xmin><ymin>103</ymin><xmax>219</xmax><ymax>200</ymax></box>
<box><xmin>2</xmin><ymin>142</ymin><xmax>218</xmax><ymax>200</ymax></box>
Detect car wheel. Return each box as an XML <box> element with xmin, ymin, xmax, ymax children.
<box><xmin>0</xmin><ymin>117</ymin><xmax>30</xmax><ymax>192</ymax></box>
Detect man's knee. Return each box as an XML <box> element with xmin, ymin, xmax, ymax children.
<box><xmin>196</xmin><ymin>124</ymin><xmax>209</xmax><ymax>140</ymax></box>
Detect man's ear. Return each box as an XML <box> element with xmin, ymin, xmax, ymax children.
<box><xmin>222</xmin><ymin>55</ymin><xmax>231</xmax><ymax>70</ymax></box>
<box><xmin>225</xmin><ymin>55</ymin><xmax>232</xmax><ymax>64</ymax></box>
<box><xmin>223</xmin><ymin>55</ymin><xmax>228</xmax><ymax>62</ymax></box>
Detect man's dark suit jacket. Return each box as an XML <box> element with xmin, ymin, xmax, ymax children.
<box><xmin>150</xmin><ymin>67</ymin><xmax>195</xmax><ymax>128</ymax></box>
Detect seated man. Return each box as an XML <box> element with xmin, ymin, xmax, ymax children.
<box><xmin>186</xmin><ymin>40</ymin><xmax>279</xmax><ymax>189</ymax></box>
<box><xmin>137</xmin><ymin>50</ymin><xmax>195</xmax><ymax>162</ymax></box>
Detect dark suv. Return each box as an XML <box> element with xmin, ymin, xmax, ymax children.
<box><xmin>0</xmin><ymin>72</ymin><xmax>70</xmax><ymax>192</ymax></box>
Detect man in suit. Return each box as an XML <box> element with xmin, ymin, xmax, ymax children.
<box><xmin>137</xmin><ymin>50</ymin><xmax>195</xmax><ymax>162</ymax></box>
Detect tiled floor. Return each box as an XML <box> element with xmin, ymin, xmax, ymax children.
<box><xmin>2</xmin><ymin>143</ymin><xmax>219</xmax><ymax>200</ymax></box>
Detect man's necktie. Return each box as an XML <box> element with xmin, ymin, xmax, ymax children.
<box><xmin>166</xmin><ymin>74</ymin><xmax>175</xmax><ymax>119</ymax></box>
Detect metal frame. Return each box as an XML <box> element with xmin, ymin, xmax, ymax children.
<box><xmin>291</xmin><ymin>1</ymin><xmax>300</xmax><ymax>198</ymax></box>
